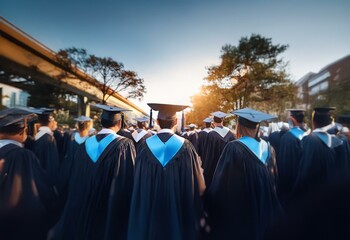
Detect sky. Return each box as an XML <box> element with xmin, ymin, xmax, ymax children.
<box><xmin>1</xmin><ymin>0</ymin><xmax>350</xmax><ymax>113</ymax></box>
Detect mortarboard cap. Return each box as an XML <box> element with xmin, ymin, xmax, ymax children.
<box><xmin>74</xmin><ymin>116</ymin><xmax>92</xmax><ymax>122</ymax></box>
<box><xmin>133</xmin><ymin>116</ymin><xmax>149</xmax><ymax>123</ymax></box>
<box><xmin>147</xmin><ymin>103</ymin><xmax>188</xmax><ymax>120</ymax></box>
<box><xmin>211</xmin><ymin>111</ymin><xmax>228</xmax><ymax>119</ymax></box>
<box><xmin>188</xmin><ymin>123</ymin><xmax>197</xmax><ymax>128</ymax></box>
<box><xmin>91</xmin><ymin>103</ymin><xmax>131</xmax><ymax>121</ymax></box>
<box><xmin>314</xmin><ymin>107</ymin><xmax>336</xmax><ymax>113</ymax></box>
<box><xmin>287</xmin><ymin>109</ymin><xmax>306</xmax><ymax>115</ymax></box>
<box><xmin>0</xmin><ymin>108</ymin><xmax>36</xmax><ymax>131</ymax></box>
<box><xmin>203</xmin><ymin>117</ymin><xmax>213</xmax><ymax>123</ymax></box>
<box><xmin>232</xmin><ymin>108</ymin><xmax>276</xmax><ymax>129</ymax></box>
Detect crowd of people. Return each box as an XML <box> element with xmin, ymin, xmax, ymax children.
<box><xmin>0</xmin><ymin>103</ymin><xmax>349</xmax><ymax>240</ymax></box>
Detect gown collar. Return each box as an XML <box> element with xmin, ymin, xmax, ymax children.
<box><xmin>35</xmin><ymin>126</ymin><xmax>53</xmax><ymax>140</ymax></box>
<box><xmin>0</xmin><ymin>139</ymin><xmax>23</xmax><ymax>148</ymax></box>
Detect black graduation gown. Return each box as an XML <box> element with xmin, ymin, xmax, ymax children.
<box><xmin>53</xmin><ymin>129</ymin><xmax>65</xmax><ymax>162</ymax></box>
<box><xmin>127</xmin><ymin>133</ymin><xmax>205</xmax><ymax>240</ymax></box>
<box><xmin>0</xmin><ymin>143</ymin><xmax>57</xmax><ymax>240</ymax></box>
<box><xmin>33</xmin><ymin>133</ymin><xmax>60</xmax><ymax>187</ymax></box>
<box><xmin>131</xmin><ymin>129</ymin><xmax>152</xmax><ymax>154</ymax></box>
<box><xmin>277</xmin><ymin>129</ymin><xmax>305</xmax><ymax>203</ymax></box>
<box><xmin>53</xmin><ymin>134</ymin><xmax>135</xmax><ymax>240</ymax></box>
<box><xmin>206</xmin><ymin>140</ymin><xmax>281</xmax><ymax>240</ymax></box>
<box><xmin>58</xmin><ymin>132</ymin><xmax>85</xmax><ymax>207</ymax></box>
<box><xmin>187</xmin><ymin>131</ymin><xmax>199</xmax><ymax>153</ymax></box>
<box><xmin>267</xmin><ymin>128</ymin><xmax>288</xmax><ymax>159</ymax></box>
<box><xmin>202</xmin><ymin>128</ymin><xmax>236</xmax><ymax>189</ymax></box>
<box><xmin>290</xmin><ymin>132</ymin><xmax>338</xmax><ymax>201</ymax></box>
<box><xmin>118</xmin><ymin>128</ymin><xmax>134</xmax><ymax>140</ymax></box>
<box><xmin>197</xmin><ymin>129</ymin><xmax>211</xmax><ymax>158</ymax></box>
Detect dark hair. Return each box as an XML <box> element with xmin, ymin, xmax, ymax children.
<box><xmin>137</xmin><ymin>122</ymin><xmax>145</xmax><ymax>129</ymax></box>
<box><xmin>291</xmin><ymin>113</ymin><xmax>305</xmax><ymax>124</ymax></box>
<box><xmin>213</xmin><ymin>116</ymin><xmax>222</xmax><ymax>123</ymax></box>
<box><xmin>313</xmin><ymin>112</ymin><xmax>332</xmax><ymax>128</ymax></box>
<box><xmin>0</xmin><ymin>124</ymin><xmax>26</xmax><ymax>135</ymax></box>
<box><xmin>101</xmin><ymin>118</ymin><xmax>121</xmax><ymax>128</ymax></box>
<box><xmin>158</xmin><ymin>118</ymin><xmax>176</xmax><ymax>129</ymax></box>
<box><xmin>205</xmin><ymin>122</ymin><xmax>211</xmax><ymax>128</ymax></box>
<box><xmin>77</xmin><ymin>121</ymin><xmax>91</xmax><ymax>132</ymax></box>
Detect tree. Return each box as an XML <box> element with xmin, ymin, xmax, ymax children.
<box><xmin>200</xmin><ymin>34</ymin><xmax>298</xmax><ymax>118</ymax></box>
<box><xmin>57</xmin><ymin>47</ymin><xmax>146</xmax><ymax>104</ymax></box>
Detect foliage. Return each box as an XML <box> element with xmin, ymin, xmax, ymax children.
<box><xmin>56</xmin><ymin>47</ymin><xmax>146</xmax><ymax>104</ymax></box>
<box><xmin>191</xmin><ymin>34</ymin><xmax>298</xmax><ymax>124</ymax></box>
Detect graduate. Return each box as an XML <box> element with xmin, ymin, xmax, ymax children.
<box><xmin>59</xmin><ymin>116</ymin><xmax>93</xmax><ymax>207</ymax></box>
<box><xmin>0</xmin><ymin>108</ymin><xmax>58</xmax><ymax>240</ymax></box>
<box><xmin>206</xmin><ymin>108</ymin><xmax>280</xmax><ymax>240</ymax></box>
<box><xmin>187</xmin><ymin>123</ymin><xmax>199</xmax><ymax>152</ymax></box>
<box><xmin>33</xmin><ymin>108</ymin><xmax>61</xmax><ymax>188</ymax></box>
<box><xmin>52</xmin><ymin>104</ymin><xmax>135</xmax><ymax>240</ymax></box>
<box><xmin>267</xmin><ymin>122</ymin><xmax>289</xmax><ymax>159</ymax></box>
<box><xmin>291</xmin><ymin>107</ymin><xmax>342</xmax><ymax>200</ymax></box>
<box><xmin>201</xmin><ymin>111</ymin><xmax>236</xmax><ymax>189</ymax></box>
<box><xmin>131</xmin><ymin>116</ymin><xmax>152</xmax><ymax>153</ymax></box>
<box><xmin>127</xmin><ymin>103</ymin><xmax>206</xmax><ymax>240</ymax></box>
<box><xmin>277</xmin><ymin>109</ymin><xmax>307</xmax><ymax>204</ymax></box>
<box><xmin>197</xmin><ymin>117</ymin><xmax>213</xmax><ymax>158</ymax></box>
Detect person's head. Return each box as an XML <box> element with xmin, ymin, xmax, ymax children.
<box><xmin>203</xmin><ymin>117</ymin><xmax>213</xmax><ymax>128</ymax></box>
<box><xmin>232</xmin><ymin>108</ymin><xmax>276</xmax><ymax>139</ymax></box>
<box><xmin>211</xmin><ymin>111</ymin><xmax>227</xmax><ymax>126</ymax></box>
<box><xmin>133</xmin><ymin>116</ymin><xmax>149</xmax><ymax>129</ymax></box>
<box><xmin>188</xmin><ymin>123</ymin><xmax>196</xmax><ymax>131</ymax></box>
<box><xmin>38</xmin><ymin>108</ymin><xmax>57</xmax><ymax>131</ymax></box>
<box><xmin>147</xmin><ymin>103</ymin><xmax>188</xmax><ymax>131</ymax></box>
<box><xmin>92</xmin><ymin>104</ymin><xmax>131</xmax><ymax>132</ymax></box>
<box><xmin>74</xmin><ymin>116</ymin><xmax>93</xmax><ymax>133</ymax></box>
<box><xmin>0</xmin><ymin>108</ymin><xmax>35</xmax><ymax>143</ymax></box>
<box><xmin>287</xmin><ymin>109</ymin><xmax>306</xmax><ymax>128</ymax></box>
<box><xmin>312</xmin><ymin>107</ymin><xmax>335</xmax><ymax>129</ymax></box>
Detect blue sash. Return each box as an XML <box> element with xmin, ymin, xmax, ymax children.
<box><xmin>85</xmin><ymin>134</ymin><xmax>118</xmax><ymax>163</ymax></box>
<box><xmin>289</xmin><ymin>127</ymin><xmax>306</xmax><ymax>140</ymax></box>
<box><xmin>313</xmin><ymin>132</ymin><xmax>343</xmax><ymax>149</ymax></box>
<box><xmin>238</xmin><ymin>136</ymin><xmax>269</xmax><ymax>164</ymax></box>
<box><xmin>146</xmin><ymin>134</ymin><xmax>184</xmax><ymax>167</ymax></box>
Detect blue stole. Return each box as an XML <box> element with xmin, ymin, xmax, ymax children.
<box><xmin>146</xmin><ymin>134</ymin><xmax>184</xmax><ymax>167</ymax></box>
<box><xmin>238</xmin><ymin>136</ymin><xmax>269</xmax><ymax>164</ymax></box>
<box><xmin>289</xmin><ymin>127</ymin><xmax>306</xmax><ymax>140</ymax></box>
<box><xmin>313</xmin><ymin>132</ymin><xmax>343</xmax><ymax>149</ymax></box>
<box><xmin>85</xmin><ymin>134</ymin><xmax>118</xmax><ymax>163</ymax></box>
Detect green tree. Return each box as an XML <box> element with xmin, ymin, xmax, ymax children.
<box><xmin>201</xmin><ymin>34</ymin><xmax>298</xmax><ymax>117</ymax></box>
<box><xmin>57</xmin><ymin>47</ymin><xmax>146</xmax><ymax>104</ymax></box>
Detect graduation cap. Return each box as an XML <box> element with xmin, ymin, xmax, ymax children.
<box><xmin>0</xmin><ymin>108</ymin><xmax>36</xmax><ymax>132</ymax></box>
<box><xmin>211</xmin><ymin>111</ymin><xmax>228</xmax><ymax>119</ymax></box>
<box><xmin>203</xmin><ymin>117</ymin><xmax>213</xmax><ymax>123</ymax></box>
<box><xmin>91</xmin><ymin>103</ymin><xmax>131</xmax><ymax>121</ymax></box>
<box><xmin>147</xmin><ymin>103</ymin><xmax>188</xmax><ymax>120</ymax></box>
<box><xmin>232</xmin><ymin>108</ymin><xmax>276</xmax><ymax>129</ymax></box>
<box><xmin>313</xmin><ymin>107</ymin><xmax>336</xmax><ymax>126</ymax></box>
<box><xmin>133</xmin><ymin>116</ymin><xmax>149</xmax><ymax>123</ymax></box>
<box><xmin>188</xmin><ymin>123</ymin><xmax>197</xmax><ymax>129</ymax></box>
<box><xmin>74</xmin><ymin>116</ymin><xmax>92</xmax><ymax>122</ymax></box>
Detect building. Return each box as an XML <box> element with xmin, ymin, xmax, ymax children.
<box><xmin>0</xmin><ymin>83</ymin><xmax>30</xmax><ymax>108</ymax></box>
<box><xmin>296</xmin><ymin>55</ymin><xmax>350</xmax><ymax>111</ymax></box>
